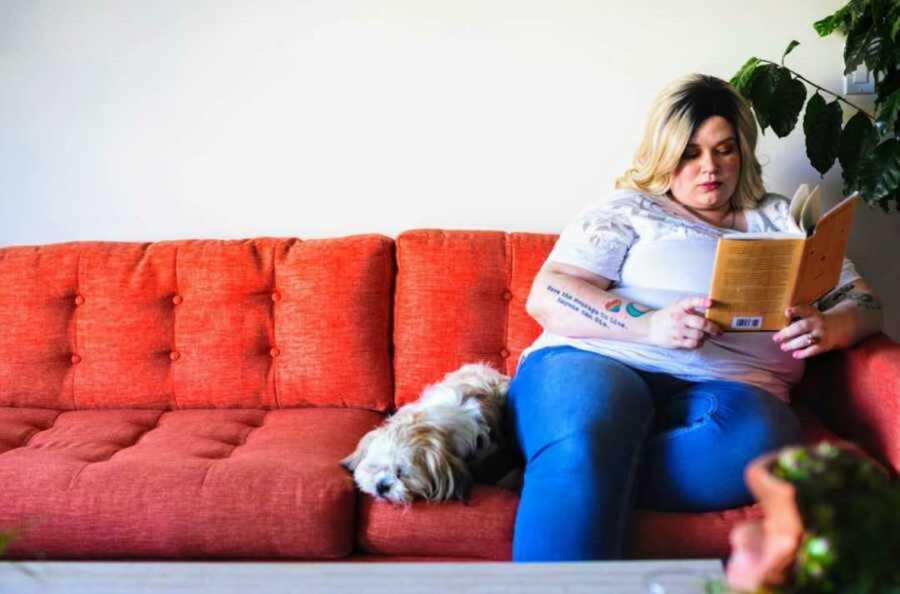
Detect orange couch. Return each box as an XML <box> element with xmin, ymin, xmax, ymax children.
<box><xmin>1</xmin><ymin>231</ymin><xmax>897</xmax><ymax>561</ymax></box>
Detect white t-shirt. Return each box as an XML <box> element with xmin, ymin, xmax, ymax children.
<box><xmin>519</xmin><ymin>189</ymin><xmax>861</xmax><ymax>401</ymax></box>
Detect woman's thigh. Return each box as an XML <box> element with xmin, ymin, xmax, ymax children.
<box><xmin>507</xmin><ymin>346</ymin><xmax>655</xmax><ymax>464</ymax></box>
<box><xmin>638</xmin><ymin>380</ymin><xmax>803</xmax><ymax>512</ymax></box>
<box><xmin>507</xmin><ymin>346</ymin><xmax>657</xmax><ymax>560</ymax></box>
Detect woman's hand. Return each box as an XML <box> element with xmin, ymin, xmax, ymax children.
<box><xmin>648</xmin><ymin>296</ymin><xmax>722</xmax><ymax>349</ymax></box>
<box><xmin>772</xmin><ymin>304</ymin><xmax>850</xmax><ymax>359</ymax></box>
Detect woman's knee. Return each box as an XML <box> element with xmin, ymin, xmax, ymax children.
<box><xmin>639</xmin><ymin>381</ymin><xmax>803</xmax><ymax>511</ymax></box>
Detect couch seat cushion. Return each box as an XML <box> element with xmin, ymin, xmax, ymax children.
<box><xmin>0</xmin><ymin>407</ymin><xmax>381</xmax><ymax>559</ymax></box>
<box><xmin>355</xmin><ymin>484</ymin><xmax>763</xmax><ymax>560</ymax></box>
<box><xmin>357</xmin><ymin>486</ymin><xmax>519</xmax><ymax>560</ymax></box>
<box><xmin>356</xmin><ymin>405</ymin><xmax>857</xmax><ymax>560</ymax></box>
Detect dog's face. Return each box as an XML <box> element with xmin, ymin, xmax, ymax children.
<box><xmin>341</xmin><ymin>418</ymin><xmax>472</xmax><ymax>504</ymax></box>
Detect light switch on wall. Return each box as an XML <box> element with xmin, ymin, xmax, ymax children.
<box><xmin>843</xmin><ymin>64</ymin><xmax>876</xmax><ymax>95</ymax></box>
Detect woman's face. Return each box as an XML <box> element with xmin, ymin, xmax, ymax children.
<box><xmin>668</xmin><ymin>115</ymin><xmax>741</xmax><ymax>212</ymax></box>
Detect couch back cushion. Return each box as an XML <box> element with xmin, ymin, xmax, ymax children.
<box><xmin>0</xmin><ymin>237</ymin><xmax>394</xmax><ymax>411</ymax></box>
<box><xmin>393</xmin><ymin>230</ymin><xmax>555</xmax><ymax>407</ymax></box>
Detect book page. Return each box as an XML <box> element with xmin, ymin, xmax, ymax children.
<box><xmin>707</xmin><ymin>238</ymin><xmax>805</xmax><ymax>331</ymax></box>
<box><xmin>789</xmin><ymin>184</ymin><xmax>812</xmax><ymax>231</ymax></box>
<box><xmin>798</xmin><ymin>185</ymin><xmax>825</xmax><ymax>234</ymax></box>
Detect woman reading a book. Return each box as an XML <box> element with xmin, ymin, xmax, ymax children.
<box><xmin>507</xmin><ymin>74</ymin><xmax>883</xmax><ymax>561</ymax></box>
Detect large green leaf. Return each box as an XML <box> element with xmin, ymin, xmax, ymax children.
<box><xmin>749</xmin><ymin>64</ymin><xmax>787</xmax><ymax>133</ymax></box>
<box><xmin>893</xmin><ymin>5</ymin><xmax>900</xmax><ymax>42</ymax></box>
<box><xmin>875</xmin><ymin>88</ymin><xmax>900</xmax><ymax>138</ymax></box>
<box><xmin>857</xmin><ymin>139</ymin><xmax>900</xmax><ymax>201</ymax></box>
<box><xmin>876</xmin><ymin>69</ymin><xmax>900</xmax><ymax>107</ymax></box>
<box><xmin>871</xmin><ymin>0</ymin><xmax>898</xmax><ymax>52</ymax></box>
<box><xmin>843</xmin><ymin>11</ymin><xmax>886</xmax><ymax>75</ymax></box>
<box><xmin>814</xmin><ymin>3</ymin><xmax>855</xmax><ymax>37</ymax></box>
<box><xmin>839</xmin><ymin>111</ymin><xmax>879</xmax><ymax>192</ymax></box>
<box><xmin>770</xmin><ymin>74</ymin><xmax>807</xmax><ymax>137</ymax></box>
<box><xmin>750</xmin><ymin>65</ymin><xmax>807</xmax><ymax>137</ymax></box>
<box><xmin>814</xmin><ymin>14</ymin><xmax>838</xmax><ymax>37</ymax></box>
<box><xmin>803</xmin><ymin>93</ymin><xmax>843</xmax><ymax>176</ymax></box>
<box><xmin>843</xmin><ymin>10</ymin><xmax>869</xmax><ymax>74</ymax></box>
<box><xmin>730</xmin><ymin>57</ymin><xmax>760</xmax><ymax>97</ymax></box>
<box><xmin>870</xmin><ymin>0</ymin><xmax>890</xmax><ymax>24</ymax></box>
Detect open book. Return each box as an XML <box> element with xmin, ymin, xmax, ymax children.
<box><xmin>706</xmin><ymin>185</ymin><xmax>860</xmax><ymax>332</ymax></box>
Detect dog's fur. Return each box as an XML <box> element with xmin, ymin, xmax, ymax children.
<box><xmin>341</xmin><ymin>362</ymin><xmax>510</xmax><ymax>504</ymax></box>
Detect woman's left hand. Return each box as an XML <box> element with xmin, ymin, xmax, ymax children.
<box><xmin>772</xmin><ymin>304</ymin><xmax>847</xmax><ymax>359</ymax></box>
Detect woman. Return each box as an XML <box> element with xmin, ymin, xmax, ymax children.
<box><xmin>507</xmin><ymin>74</ymin><xmax>883</xmax><ymax>562</ymax></box>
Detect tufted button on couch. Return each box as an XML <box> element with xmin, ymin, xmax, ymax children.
<box><xmin>1</xmin><ymin>231</ymin><xmax>897</xmax><ymax>561</ymax></box>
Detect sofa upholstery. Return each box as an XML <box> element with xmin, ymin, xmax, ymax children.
<box><xmin>0</xmin><ymin>238</ymin><xmax>394</xmax><ymax>411</ymax></box>
<box><xmin>1</xmin><ymin>232</ymin><xmax>897</xmax><ymax>561</ymax></box>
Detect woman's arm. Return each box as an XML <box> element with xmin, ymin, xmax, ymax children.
<box><xmin>773</xmin><ymin>278</ymin><xmax>884</xmax><ymax>358</ymax></box>
<box><xmin>526</xmin><ymin>261</ymin><xmax>722</xmax><ymax>349</ymax></box>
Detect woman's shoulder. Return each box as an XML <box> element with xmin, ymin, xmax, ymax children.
<box><xmin>579</xmin><ymin>188</ymin><xmax>661</xmax><ymax>215</ymax></box>
<box><xmin>747</xmin><ymin>192</ymin><xmax>795</xmax><ymax>232</ymax></box>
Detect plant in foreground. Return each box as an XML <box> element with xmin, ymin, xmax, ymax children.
<box><xmin>723</xmin><ymin>442</ymin><xmax>900</xmax><ymax>593</ymax></box>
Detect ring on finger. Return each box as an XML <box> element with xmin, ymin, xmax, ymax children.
<box><xmin>806</xmin><ymin>334</ymin><xmax>819</xmax><ymax>346</ymax></box>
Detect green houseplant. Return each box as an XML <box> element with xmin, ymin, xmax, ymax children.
<box><xmin>725</xmin><ymin>442</ymin><xmax>900</xmax><ymax>594</ymax></box>
<box><xmin>730</xmin><ymin>0</ymin><xmax>899</xmax><ymax>211</ymax></box>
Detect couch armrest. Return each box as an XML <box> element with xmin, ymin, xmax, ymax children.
<box><xmin>794</xmin><ymin>333</ymin><xmax>900</xmax><ymax>473</ymax></box>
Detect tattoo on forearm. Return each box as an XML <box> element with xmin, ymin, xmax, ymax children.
<box><xmin>845</xmin><ymin>292</ymin><xmax>882</xmax><ymax>310</ymax></box>
<box><xmin>625</xmin><ymin>303</ymin><xmax>652</xmax><ymax>317</ymax></box>
<box><xmin>818</xmin><ymin>283</ymin><xmax>881</xmax><ymax>311</ymax></box>
<box><xmin>818</xmin><ymin>283</ymin><xmax>854</xmax><ymax>310</ymax></box>
<box><xmin>817</xmin><ymin>282</ymin><xmax>883</xmax><ymax>312</ymax></box>
<box><xmin>546</xmin><ymin>285</ymin><xmax>632</xmax><ymax>330</ymax></box>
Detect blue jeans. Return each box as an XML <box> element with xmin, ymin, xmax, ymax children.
<box><xmin>506</xmin><ymin>345</ymin><xmax>803</xmax><ymax>561</ymax></box>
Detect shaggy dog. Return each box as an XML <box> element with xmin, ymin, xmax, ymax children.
<box><xmin>341</xmin><ymin>363</ymin><xmax>511</xmax><ymax>504</ymax></box>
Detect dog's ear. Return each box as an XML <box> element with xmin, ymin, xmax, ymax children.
<box><xmin>448</xmin><ymin>453</ymin><xmax>474</xmax><ymax>503</ymax></box>
<box><xmin>416</xmin><ymin>429</ymin><xmax>473</xmax><ymax>502</ymax></box>
<box><xmin>341</xmin><ymin>428</ymin><xmax>379</xmax><ymax>472</ymax></box>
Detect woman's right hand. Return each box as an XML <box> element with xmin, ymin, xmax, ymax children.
<box><xmin>647</xmin><ymin>296</ymin><xmax>723</xmax><ymax>349</ymax></box>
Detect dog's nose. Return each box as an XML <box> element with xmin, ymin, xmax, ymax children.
<box><xmin>376</xmin><ymin>480</ymin><xmax>391</xmax><ymax>497</ymax></box>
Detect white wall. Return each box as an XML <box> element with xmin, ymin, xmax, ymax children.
<box><xmin>2</xmin><ymin>0</ymin><xmax>897</xmax><ymax>339</ymax></box>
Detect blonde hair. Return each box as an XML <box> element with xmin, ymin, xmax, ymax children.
<box><xmin>616</xmin><ymin>74</ymin><xmax>765</xmax><ymax>210</ymax></box>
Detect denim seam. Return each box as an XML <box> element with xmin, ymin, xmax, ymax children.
<box><xmin>526</xmin><ymin>430</ymin><xmax>582</xmax><ymax>466</ymax></box>
<box><xmin>649</xmin><ymin>393</ymin><xmax>720</xmax><ymax>443</ymax></box>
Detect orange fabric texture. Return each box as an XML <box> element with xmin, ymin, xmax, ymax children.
<box><xmin>0</xmin><ymin>407</ymin><xmax>382</xmax><ymax>559</ymax></box>
<box><xmin>393</xmin><ymin>230</ymin><xmax>554</xmax><ymax>407</ymax></box>
<box><xmin>357</xmin><ymin>486</ymin><xmax>519</xmax><ymax>560</ymax></box>
<box><xmin>355</xmin><ymin>483</ymin><xmax>765</xmax><ymax>560</ymax></box>
<box><xmin>794</xmin><ymin>334</ymin><xmax>900</xmax><ymax>472</ymax></box>
<box><xmin>630</xmin><ymin>506</ymin><xmax>764</xmax><ymax>559</ymax></box>
<box><xmin>0</xmin><ymin>230</ymin><xmax>897</xmax><ymax>561</ymax></box>
<box><xmin>0</xmin><ymin>237</ymin><xmax>394</xmax><ymax>411</ymax></box>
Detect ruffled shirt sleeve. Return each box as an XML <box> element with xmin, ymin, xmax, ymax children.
<box><xmin>546</xmin><ymin>198</ymin><xmax>637</xmax><ymax>282</ymax></box>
